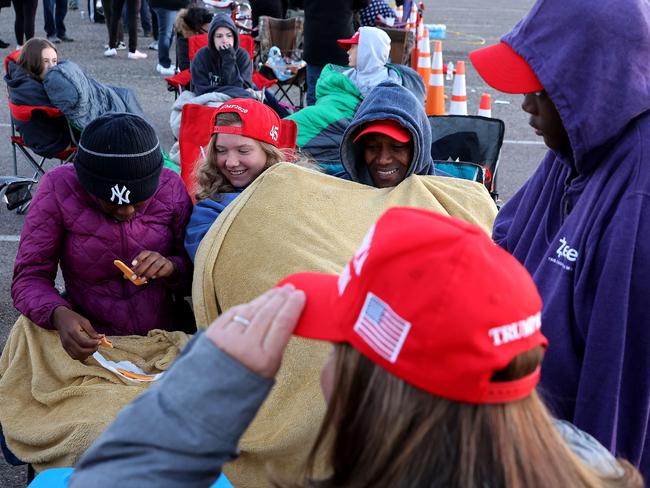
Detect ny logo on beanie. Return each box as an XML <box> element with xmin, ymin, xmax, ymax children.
<box><xmin>110</xmin><ymin>184</ymin><xmax>131</xmax><ymax>205</ymax></box>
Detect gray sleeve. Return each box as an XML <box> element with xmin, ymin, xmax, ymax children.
<box><xmin>69</xmin><ymin>332</ymin><xmax>274</xmax><ymax>488</ymax></box>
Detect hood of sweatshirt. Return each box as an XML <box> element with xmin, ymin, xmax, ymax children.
<box><xmin>207</xmin><ymin>13</ymin><xmax>239</xmax><ymax>55</ymax></box>
<box><xmin>346</xmin><ymin>27</ymin><xmax>397</xmax><ymax>97</ymax></box>
<box><xmin>340</xmin><ymin>81</ymin><xmax>432</xmax><ymax>186</ymax></box>
<box><xmin>502</xmin><ymin>0</ymin><xmax>650</xmax><ymax>174</ymax></box>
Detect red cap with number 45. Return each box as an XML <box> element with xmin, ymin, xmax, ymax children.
<box><xmin>212</xmin><ymin>98</ymin><xmax>283</xmax><ymax>147</ymax></box>
<box><xmin>279</xmin><ymin>207</ymin><xmax>547</xmax><ymax>404</ymax></box>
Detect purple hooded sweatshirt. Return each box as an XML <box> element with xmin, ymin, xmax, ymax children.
<box><xmin>492</xmin><ymin>0</ymin><xmax>650</xmax><ymax>475</ymax></box>
<box><xmin>12</xmin><ymin>165</ymin><xmax>194</xmax><ymax>336</ymax></box>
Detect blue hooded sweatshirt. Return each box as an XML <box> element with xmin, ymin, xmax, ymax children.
<box><xmin>339</xmin><ymin>81</ymin><xmax>436</xmax><ymax>186</ymax></box>
<box><xmin>190</xmin><ymin>14</ymin><xmax>253</xmax><ymax>98</ymax></box>
<box><xmin>184</xmin><ymin>192</ymin><xmax>241</xmax><ymax>262</ymax></box>
<box><xmin>492</xmin><ymin>0</ymin><xmax>650</xmax><ymax>475</ymax></box>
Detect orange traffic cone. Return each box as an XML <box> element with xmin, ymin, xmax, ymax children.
<box><xmin>416</xmin><ymin>27</ymin><xmax>431</xmax><ymax>89</ymax></box>
<box><xmin>426</xmin><ymin>40</ymin><xmax>445</xmax><ymax>116</ymax></box>
<box><xmin>449</xmin><ymin>60</ymin><xmax>468</xmax><ymax>115</ymax></box>
<box><xmin>478</xmin><ymin>93</ymin><xmax>492</xmax><ymax>117</ymax></box>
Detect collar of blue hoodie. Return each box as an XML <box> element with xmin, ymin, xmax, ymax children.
<box><xmin>503</xmin><ymin>0</ymin><xmax>650</xmax><ymax>175</ymax></box>
<box><xmin>207</xmin><ymin>13</ymin><xmax>240</xmax><ymax>56</ymax></box>
<box><xmin>345</xmin><ymin>27</ymin><xmax>400</xmax><ymax>97</ymax></box>
<box><xmin>340</xmin><ymin>81</ymin><xmax>432</xmax><ymax>186</ymax></box>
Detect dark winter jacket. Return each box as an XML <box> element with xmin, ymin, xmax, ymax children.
<box><xmin>340</xmin><ymin>81</ymin><xmax>436</xmax><ymax>186</ymax></box>
<box><xmin>12</xmin><ymin>165</ymin><xmax>194</xmax><ymax>337</ymax></box>
<box><xmin>5</xmin><ymin>61</ymin><xmax>74</xmax><ymax>158</ymax></box>
<box><xmin>190</xmin><ymin>14</ymin><xmax>254</xmax><ymax>98</ymax></box>
<box><xmin>43</xmin><ymin>60</ymin><xmax>144</xmax><ymax>130</ymax></box>
<box><xmin>294</xmin><ymin>0</ymin><xmax>370</xmax><ymax>66</ymax></box>
<box><xmin>492</xmin><ymin>0</ymin><xmax>650</xmax><ymax>476</ymax></box>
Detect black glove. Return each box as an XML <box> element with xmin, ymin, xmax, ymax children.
<box><xmin>218</xmin><ymin>45</ymin><xmax>236</xmax><ymax>62</ymax></box>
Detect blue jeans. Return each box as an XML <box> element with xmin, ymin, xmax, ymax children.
<box><xmin>152</xmin><ymin>7</ymin><xmax>176</xmax><ymax>68</ymax></box>
<box><xmin>43</xmin><ymin>0</ymin><xmax>68</xmax><ymax>38</ymax></box>
<box><xmin>306</xmin><ymin>63</ymin><xmax>324</xmax><ymax>106</ymax></box>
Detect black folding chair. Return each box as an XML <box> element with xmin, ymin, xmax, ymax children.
<box><xmin>429</xmin><ymin>115</ymin><xmax>506</xmax><ymax>202</ymax></box>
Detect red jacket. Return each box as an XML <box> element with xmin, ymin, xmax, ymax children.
<box><xmin>12</xmin><ymin>165</ymin><xmax>194</xmax><ymax>336</ymax></box>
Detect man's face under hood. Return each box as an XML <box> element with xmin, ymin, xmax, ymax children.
<box><xmin>522</xmin><ymin>91</ymin><xmax>571</xmax><ymax>155</ymax></box>
<box><xmin>361</xmin><ymin>133</ymin><xmax>414</xmax><ymax>188</ymax></box>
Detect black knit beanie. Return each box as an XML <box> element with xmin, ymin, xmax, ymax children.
<box><xmin>74</xmin><ymin>113</ymin><xmax>163</xmax><ymax>205</ymax></box>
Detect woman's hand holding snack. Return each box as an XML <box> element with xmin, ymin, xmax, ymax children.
<box><xmin>52</xmin><ymin>306</ymin><xmax>102</xmax><ymax>361</ymax></box>
<box><xmin>131</xmin><ymin>250</ymin><xmax>178</xmax><ymax>281</ymax></box>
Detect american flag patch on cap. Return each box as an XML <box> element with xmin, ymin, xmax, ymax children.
<box><xmin>353</xmin><ymin>293</ymin><xmax>411</xmax><ymax>363</ymax></box>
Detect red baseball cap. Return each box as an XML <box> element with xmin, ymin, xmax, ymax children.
<box><xmin>279</xmin><ymin>208</ymin><xmax>547</xmax><ymax>404</ymax></box>
<box><xmin>212</xmin><ymin>98</ymin><xmax>282</xmax><ymax>147</ymax></box>
<box><xmin>469</xmin><ymin>41</ymin><xmax>544</xmax><ymax>94</ymax></box>
<box><xmin>337</xmin><ymin>30</ymin><xmax>360</xmax><ymax>50</ymax></box>
<box><xmin>353</xmin><ymin>119</ymin><xmax>412</xmax><ymax>144</ymax></box>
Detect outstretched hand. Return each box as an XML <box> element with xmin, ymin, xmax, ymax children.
<box><xmin>52</xmin><ymin>306</ymin><xmax>102</xmax><ymax>361</ymax></box>
<box><xmin>205</xmin><ymin>285</ymin><xmax>306</xmax><ymax>378</ymax></box>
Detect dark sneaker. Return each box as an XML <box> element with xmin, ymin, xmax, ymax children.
<box><xmin>59</xmin><ymin>35</ymin><xmax>75</xmax><ymax>42</ymax></box>
<box><xmin>0</xmin><ymin>39</ymin><xmax>9</xmax><ymax>49</ymax></box>
<box><xmin>47</xmin><ymin>35</ymin><xmax>61</xmax><ymax>43</ymax></box>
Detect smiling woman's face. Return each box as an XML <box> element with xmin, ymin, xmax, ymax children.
<box><xmin>522</xmin><ymin>91</ymin><xmax>571</xmax><ymax>154</ymax></box>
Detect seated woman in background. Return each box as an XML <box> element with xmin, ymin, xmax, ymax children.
<box><xmin>4</xmin><ymin>38</ymin><xmax>77</xmax><ymax>158</ymax></box>
<box><xmin>11</xmin><ymin>113</ymin><xmax>194</xmax><ymax>361</ymax></box>
<box><xmin>71</xmin><ymin>208</ymin><xmax>643</xmax><ymax>487</ymax></box>
<box><xmin>190</xmin><ymin>13</ymin><xmax>289</xmax><ymax>117</ymax></box>
<box><xmin>174</xmin><ymin>6</ymin><xmax>213</xmax><ymax>72</ymax></box>
<box><xmin>184</xmin><ymin>98</ymin><xmax>297</xmax><ymax>261</ymax></box>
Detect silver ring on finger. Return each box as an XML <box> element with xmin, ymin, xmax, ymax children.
<box><xmin>233</xmin><ymin>315</ymin><xmax>251</xmax><ymax>326</ymax></box>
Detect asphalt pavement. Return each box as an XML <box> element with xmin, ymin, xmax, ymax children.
<box><xmin>0</xmin><ymin>0</ymin><xmax>544</xmax><ymax>485</ymax></box>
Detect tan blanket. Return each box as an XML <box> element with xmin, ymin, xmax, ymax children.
<box><xmin>0</xmin><ymin>316</ymin><xmax>190</xmax><ymax>471</ymax></box>
<box><xmin>192</xmin><ymin>164</ymin><xmax>497</xmax><ymax>487</ymax></box>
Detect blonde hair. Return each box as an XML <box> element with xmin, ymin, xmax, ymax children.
<box><xmin>193</xmin><ymin>112</ymin><xmax>296</xmax><ymax>201</ymax></box>
<box><xmin>277</xmin><ymin>345</ymin><xmax>642</xmax><ymax>488</ymax></box>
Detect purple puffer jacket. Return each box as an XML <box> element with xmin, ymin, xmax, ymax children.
<box><xmin>12</xmin><ymin>164</ymin><xmax>194</xmax><ymax>336</ymax></box>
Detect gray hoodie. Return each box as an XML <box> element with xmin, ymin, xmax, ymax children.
<box><xmin>340</xmin><ymin>81</ymin><xmax>435</xmax><ymax>186</ymax></box>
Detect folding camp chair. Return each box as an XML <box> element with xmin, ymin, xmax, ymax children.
<box><xmin>178</xmin><ymin>103</ymin><xmax>297</xmax><ymax>199</ymax></box>
<box><xmin>378</xmin><ymin>26</ymin><xmax>414</xmax><ymax>65</ymax></box>
<box><xmin>256</xmin><ymin>15</ymin><xmax>307</xmax><ymax>109</ymax></box>
<box><xmin>428</xmin><ymin>115</ymin><xmax>505</xmax><ymax>201</ymax></box>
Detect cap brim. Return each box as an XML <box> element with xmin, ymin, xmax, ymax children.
<box><xmin>353</xmin><ymin>125</ymin><xmax>412</xmax><ymax>144</ymax></box>
<box><xmin>469</xmin><ymin>42</ymin><xmax>544</xmax><ymax>94</ymax></box>
<box><xmin>337</xmin><ymin>39</ymin><xmax>355</xmax><ymax>50</ymax></box>
<box><xmin>278</xmin><ymin>272</ymin><xmax>347</xmax><ymax>343</ymax></box>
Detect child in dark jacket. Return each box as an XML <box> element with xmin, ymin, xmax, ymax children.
<box><xmin>190</xmin><ymin>13</ymin><xmax>289</xmax><ymax>117</ymax></box>
<box><xmin>184</xmin><ymin>98</ymin><xmax>295</xmax><ymax>261</ymax></box>
<box><xmin>4</xmin><ymin>38</ymin><xmax>77</xmax><ymax>158</ymax></box>
<box><xmin>12</xmin><ymin>113</ymin><xmax>194</xmax><ymax>361</ymax></box>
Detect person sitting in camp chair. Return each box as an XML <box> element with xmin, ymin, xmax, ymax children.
<box><xmin>286</xmin><ymin>27</ymin><xmax>425</xmax><ymax>175</ymax></box>
<box><xmin>4</xmin><ymin>38</ymin><xmax>77</xmax><ymax>158</ymax></box>
<box><xmin>339</xmin><ymin>81</ymin><xmax>444</xmax><ymax>188</ymax></box>
<box><xmin>190</xmin><ymin>13</ymin><xmax>289</xmax><ymax>118</ymax></box>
